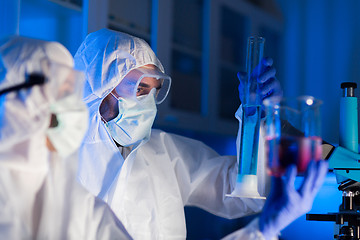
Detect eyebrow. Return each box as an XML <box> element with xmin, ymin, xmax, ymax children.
<box><xmin>138</xmin><ymin>82</ymin><xmax>162</xmax><ymax>90</ymax></box>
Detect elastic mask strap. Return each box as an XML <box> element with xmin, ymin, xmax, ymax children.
<box><xmin>110</xmin><ymin>88</ymin><xmax>156</xmax><ymax>103</ymax></box>
<box><xmin>110</xmin><ymin>92</ymin><xmax>120</xmax><ymax>101</ymax></box>
<box><xmin>100</xmin><ymin>115</ymin><xmax>108</xmax><ymax>124</ymax></box>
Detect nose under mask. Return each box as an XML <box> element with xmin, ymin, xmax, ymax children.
<box><xmin>104</xmin><ymin>89</ymin><xmax>157</xmax><ymax>147</ymax></box>
<box><xmin>46</xmin><ymin>94</ymin><xmax>89</xmax><ymax>158</ymax></box>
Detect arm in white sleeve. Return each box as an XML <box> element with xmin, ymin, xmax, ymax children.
<box><xmin>165</xmin><ymin>105</ymin><xmax>269</xmax><ymax>219</ymax></box>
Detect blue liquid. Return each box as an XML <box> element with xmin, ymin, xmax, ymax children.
<box><xmin>239</xmin><ymin>105</ymin><xmax>261</xmax><ymax>175</ymax></box>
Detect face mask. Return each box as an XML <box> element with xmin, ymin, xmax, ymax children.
<box><xmin>104</xmin><ymin>89</ymin><xmax>157</xmax><ymax>147</ymax></box>
<box><xmin>46</xmin><ymin>95</ymin><xmax>89</xmax><ymax>158</ymax></box>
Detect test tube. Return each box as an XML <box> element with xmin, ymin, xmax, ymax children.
<box><xmin>238</xmin><ymin>36</ymin><xmax>265</xmax><ymax>176</ymax></box>
<box><xmin>228</xmin><ymin>36</ymin><xmax>265</xmax><ymax>199</ymax></box>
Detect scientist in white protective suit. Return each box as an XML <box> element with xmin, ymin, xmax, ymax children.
<box><xmin>0</xmin><ymin>35</ymin><xmax>132</xmax><ymax>239</ymax></box>
<box><xmin>74</xmin><ymin>28</ymin><xmax>328</xmax><ymax>240</ymax></box>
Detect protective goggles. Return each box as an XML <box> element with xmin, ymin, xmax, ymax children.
<box><xmin>0</xmin><ymin>73</ymin><xmax>46</xmax><ymax>96</ymax></box>
<box><xmin>48</xmin><ymin>62</ymin><xmax>85</xmax><ymax>103</ymax></box>
<box><xmin>0</xmin><ymin>62</ymin><xmax>84</xmax><ymax>104</ymax></box>
<box><xmin>113</xmin><ymin>65</ymin><xmax>171</xmax><ymax>104</ymax></box>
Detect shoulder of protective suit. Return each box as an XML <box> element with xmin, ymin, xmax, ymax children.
<box><xmin>150</xmin><ymin>129</ymin><xmax>191</xmax><ymax>142</ymax></box>
<box><xmin>148</xmin><ymin>129</ymin><xmax>213</xmax><ymax>151</ymax></box>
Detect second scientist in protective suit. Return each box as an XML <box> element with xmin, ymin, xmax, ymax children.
<box><xmin>0</xmin><ymin>36</ymin><xmax>132</xmax><ymax>239</ymax></box>
<box><xmin>75</xmin><ymin>29</ymin><xmax>280</xmax><ymax>239</ymax></box>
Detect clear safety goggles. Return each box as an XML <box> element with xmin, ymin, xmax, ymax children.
<box><xmin>0</xmin><ymin>72</ymin><xmax>46</xmax><ymax>96</ymax></box>
<box><xmin>113</xmin><ymin>65</ymin><xmax>171</xmax><ymax>104</ymax></box>
<box><xmin>48</xmin><ymin>62</ymin><xmax>85</xmax><ymax>102</ymax></box>
<box><xmin>0</xmin><ymin>61</ymin><xmax>84</xmax><ymax>103</ymax></box>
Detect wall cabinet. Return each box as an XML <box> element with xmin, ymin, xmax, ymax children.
<box><xmin>49</xmin><ymin>0</ymin><xmax>83</xmax><ymax>11</ymax></box>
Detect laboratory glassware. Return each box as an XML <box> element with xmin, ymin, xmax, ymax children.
<box><xmin>227</xmin><ymin>36</ymin><xmax>266</xmax><ymax>199</ymax></box>
<box><xmin>264</xmin><ymin>96</ymin><xmax>323</xmax><ymax>177</ymax></box>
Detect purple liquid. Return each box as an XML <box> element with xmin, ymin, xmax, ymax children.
<box><xmin>265</xmin><ymin>136</ymin><xmax>322</xmax><ymax>177</ymax></box>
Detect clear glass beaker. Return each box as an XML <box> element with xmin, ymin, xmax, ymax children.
<box><xmin>264</xmin><ymin>96</ymin><xmax>323</xmax><ymax>177</ymax></box>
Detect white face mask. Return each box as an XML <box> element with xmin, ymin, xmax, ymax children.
<box><xmin>46</xmin><ymin>95</ymin><xmax>89</xmax><ymax>158</ymax></box>
<box><xmin>104</xmin><ymin>89</ymin><xmax>157</xmax><ymax>147</ymax></box>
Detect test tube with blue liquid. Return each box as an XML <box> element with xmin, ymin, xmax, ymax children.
<box><xmin>227</xmin><ymin>36</ymin><xmax>266</xmax><ymax>199</ymax></box>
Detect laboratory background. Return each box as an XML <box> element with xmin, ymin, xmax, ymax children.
<box><xmin>1</xmin><ymin>0</ymin><xmax>360</xmax><ymax>239</ymax></box>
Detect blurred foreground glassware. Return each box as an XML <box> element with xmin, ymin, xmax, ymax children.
<box><xmin>264</xmin><ymin>96</ymin><xmax>323</xmax><ymax>177</ymax></box>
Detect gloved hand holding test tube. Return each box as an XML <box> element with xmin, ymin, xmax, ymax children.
<box><xmin>227</xmin><ymin>36</ymin><xmax>281</xmax><ymax>199</ymax></box>
<box><xmin>223</xmin><ymin>36</ymin><xmax>328</xmax><ymax>240</ymax></box>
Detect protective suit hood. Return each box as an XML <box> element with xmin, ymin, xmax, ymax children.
<box><xmin>74</xmin><ymin>28</ymin><xmax>165</xmax><ymax>102</ymax></box>
<box><xmin>75</xmin><ymin>29</ymin><xmax>166</xmax><ymax>197</ymax></box>
<box><xmin>0</xmin><ymin>35</ymin><xmax>132</xmax><ymax>240</ymax></box>
<box><xmin>0</xmin><ymin>35</ymin><xmax>74</xmax><ymax>155</ymax></box>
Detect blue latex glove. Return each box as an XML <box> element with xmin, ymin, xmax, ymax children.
<box><xmin>237</xmin><ymin>57</ymin><xmax>282</xmax><ymax>117</ymax></box>
<box><xmin>258</xmin><ymin>160</ymin><xmax>329</xmax><ymax>240</ymax></box>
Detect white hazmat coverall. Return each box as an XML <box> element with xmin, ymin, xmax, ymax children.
<box><xmin>75</xmin><ymin>28</ymin><xmax>270</xmax><ymax>240</ymax></box>
<box><xmin>0</xmin><ymin>36</ymin><xmax>132</xmax><ymax>240</ymax></box>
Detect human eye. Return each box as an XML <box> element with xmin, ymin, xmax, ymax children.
<box><xmin>136</xmin><ymin>86</ymin><xmax>148</xmax><ymax>96</ymax></box>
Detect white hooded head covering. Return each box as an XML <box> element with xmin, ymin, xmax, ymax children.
<box><xmin>75</xmin><ymin>28</ymin><xmax>165</xmax><ymax>102</ymax></box>
<box><xmin>0</xmin><ymin>36</ymin><xmax>132</xmax><ymax>239</ymax></box>
<box><xmin>74</xmin><ymin>29</ymin><xmax>166</xmax><ymax>197</ymax></box>
<box><xmin>0</xmin><ymin>36</ymin><xmax>75</xmax><ymax>165</ymax></box>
